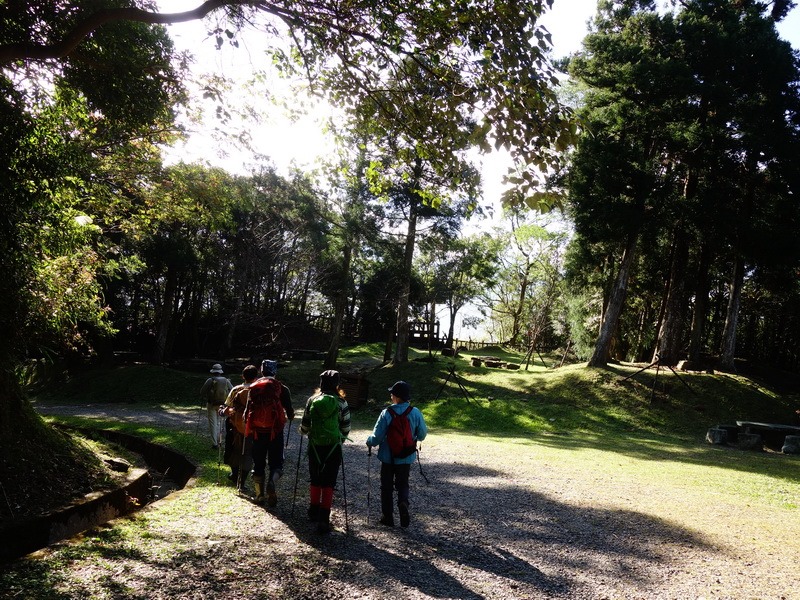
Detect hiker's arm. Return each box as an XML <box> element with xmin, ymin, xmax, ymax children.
<box><xmin>339</xmin><ymin>399</ymin><xmax>351</xmax><ymax>438</ymax></box>
<box><xmin>299</xmin><ymin>397</ymin><xmax>312</xmax><ymax>435</ymax></box>
<box><xmin>223</xmin><ymin>386</ymin><xmax>237</xmax><ymax>407</ymax></box>
<box><xmin>366</xmin><ymin>410</ymin><xmax>388</xmax><ymax>447</ymax></box>
<box><xmin>414</xmin><ymin>408</ymin><xmax>428</xmax><ymax>442</ymax></box>
<box><xmin>281</xmin><ymin>386</ymin><xmax>295</xmax><ymax>420</ymax></box>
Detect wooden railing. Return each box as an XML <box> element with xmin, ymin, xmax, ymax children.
<box><xmin>451</xmin><ymin>339</ymin><xmax>502</xmax><ymax>351</ymax></box>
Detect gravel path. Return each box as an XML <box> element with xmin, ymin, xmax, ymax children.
<box><xmin>30</xmin><ymin>402</ymin><xmax>799</xmax><ymax>600</ymax></box>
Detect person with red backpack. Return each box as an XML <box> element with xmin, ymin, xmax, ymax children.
<box><xmin>246</xmin><ymin>359</ymin><xmax>294</xmax><ymax>506</ymax></box>
<box><xmin>299</xmin><ymin>370</ymin><xmax>351</xmax><ymax>533</ymax></box>
<box><xmin>219</xmin><ymin>364</ymin><xmax>259</xmax><ymax>490</ymax></box>
<box><xmin>366</xmin><ymin>380</ymin><xmax>428</xmax><ymax>528</ymax></box>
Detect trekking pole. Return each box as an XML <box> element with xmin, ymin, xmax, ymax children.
<box><xmin>340</xmin><ymin>445</ymin><xmax>349</xmax><ymax>535</ymax></box>
<box><xmin>416</xmin><ymin>446</ymin><xmax>430</xmax><ymax>485</ymax></box>
<box><xmin>285</xmin><ymin>418</ymin><xmax>293</xmax><ymax>449</ymax></box>
<box><xmin>366</xmin><ymin>447</ymin><xmax>372</xmax><ymax>526</ymax></box>
<box><xmin>216</xmin><ymin>423</ymin><xmax>224</xmax><ymax>486</ymax></box>
<box><xmin>291</xmin><ymin>432</ymin><xmax>304</xmax><ymax>518</ymax></box>
<box><xmin>236</xmin><ymin>430</ymin><xmax>247</xmax><ymax>493</ymax></box>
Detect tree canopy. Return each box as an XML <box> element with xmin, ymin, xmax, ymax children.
<box><xmin>1</xmin><ymin>0</ymin><xmax>576</xmax><ymax>209</ymax></box>
<box><xmin>565</xmin><ymin>0</ymin><xmax>800</xmax><ymax>369</ymax></box>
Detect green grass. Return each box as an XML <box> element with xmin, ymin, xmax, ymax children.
<box><xmin>31</xmin><ymin>343</ymin><xmax>800</xmax><ymax>496</ymax></box>
<box><xmin>36</xmin><ymin>344</ymin><xmax>798</xmax><ymax>444</ymax></box>
<box><xmin>30</xmin><ymin>342</ymin><xmax>799</xmax><ymax>494</ymax></box>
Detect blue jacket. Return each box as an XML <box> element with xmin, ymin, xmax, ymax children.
<box><xmin>366</xmin><ymin>402</ymin><xmax>428</xmax><ymax>464</ymax></box>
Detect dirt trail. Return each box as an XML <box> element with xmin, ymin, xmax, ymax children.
<box><xmin>27</xmin><ymin>402</ymin><xmax>799</xmax><ymax>600</ymax></box>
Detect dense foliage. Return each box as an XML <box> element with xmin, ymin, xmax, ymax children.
<box><xmin>564</xmin><ymin>0</ymin><xmax>800</xmax><ymax>371</ymax></box>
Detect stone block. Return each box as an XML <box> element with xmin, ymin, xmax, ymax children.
<box><xmin>737</xmin><ymin>432</ymin><xmax>763</xmax><ymax>451</ymax></box>
<box><xmin>706</xmin><ymin>427</ymin><xmax>728</xmax><ymax>445</ymax></box>
<box><xmin>782</xmin><ymin>435</ymin><xmax>800</xmax><ymax>455</ymax></box>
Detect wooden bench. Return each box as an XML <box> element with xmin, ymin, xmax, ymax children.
<box><xmin>282</xmin><ymin>349</ymin><xmax>326</xmax><ymax>360</ymax></box>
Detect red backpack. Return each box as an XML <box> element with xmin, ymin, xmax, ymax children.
<box><xmin>386</xmin><ymin>405</ymin><xmax>417</xmax><ymax>460</ymax></box>
<box><xmin>244</xmin><ymin>377</ymin><xmax>287</xmax><ymax>440</ymax></box>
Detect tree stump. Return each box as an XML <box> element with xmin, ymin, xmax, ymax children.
<box><xmin>737</xmin><ymin>432</ymin><xmax>763</xmax><ymax>451</ymax></box>
<box><xmin>782</xmin><ymin>435</ymin><xmax>800</xmax><ymax>455</ymax></box>
<box><xmin>706</xmin><ymin>427</ymin><xmax>728</xmax><ymax>445</ymax></box>
<box><xmin>471</xmin><ymin>358</ymin><xmax>482</xmax><ymax>367</ymax></box>
<box><xmin>505</xmin><ymin>363</ymin><xmax>520</xmax><ymax>370</ymax></box>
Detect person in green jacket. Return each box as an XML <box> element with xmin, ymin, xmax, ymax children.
<box><xmin>299</xmin><ymin>370</ymin><xmax>351</xmax><ymax>533</ymax></box>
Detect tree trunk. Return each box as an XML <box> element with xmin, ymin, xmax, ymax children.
<box><xmin>688</xmin><ymin>241</ymin><xmax>713</xmax><ymax>364</ymax></box>
<box><xmin>152</xmin><ymin>265</ymin><xmax>178</xmax><ymax>364</ymax></box>
<box><xmin>325</xmin><ymin>242</ymin><xmax>352</xmax><ymax>369</ymax></box>
<box><xmin>509</xmin><ymin>264</ymin><xmax>532</xmax><ymax>347</ymax></box>
<box><xmin>447</xmin><ymin>302</ymin><xmax>461</xmax><ymax>350</ymax></box>
<box><xmin>383</xmin><ymin>311</ymin><xmax>395</xmax><ymax>363</ymax></box>
<box><xmin>393</xmin><ymin>188</ymin><xmax>420</xmax><ymax>364</ymax></box>
<box><xmin>718</xmin><ymin>254</ymin><xmax>745</xmax><ymax>372</ymax></box>
<box><xmin>655</xmin><ymin>227</ymin><xmax>689</xmax><ymax>366</ymax></box>
<box><xmin>588</xmin><ymin>230</ymin><xmax>639</xmax><ymax>367</ymax></box>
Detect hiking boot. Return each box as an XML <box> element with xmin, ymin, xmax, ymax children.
<box><xmin>378</xmin><ymin>515</ymin><xmax>394</xmax><ymax>527</ymax></box>
<box><xmin>398</xmin><ymin>501</ymin><xmax>410</xmax><ymax>528</ymax></box>
<box><xmin>253</xmin><ymin>476</ymin><xmax>265</xmax><ymax>504</ymax></box>
<box><xmin>266</xmin><ymin>481</ymin><xmax>277</xmax><ymax>507</ymax></box>
<box><xmin>307</xmin><ymin>504</ymin><xmax>320</xmax><ymax>522</ymax></box>
<box><xmin>317</xmin><ymin>509</ymin><xmax>332</xmax><ymax>534</ymax></box>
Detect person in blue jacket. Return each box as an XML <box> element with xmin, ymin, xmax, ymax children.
<box><xmin>366</xmin><ymin>380</ymin><xmax>427</xmax><ymax>528</ymax></box>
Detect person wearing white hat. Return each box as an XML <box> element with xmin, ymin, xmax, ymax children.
<box><xmin>199</xmin><ymin>363</ymin><xmax>233</xmax><ymax>449</ymax></box>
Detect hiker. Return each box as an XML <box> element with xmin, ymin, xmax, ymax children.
<box><xmin>366</xmin><ymin>380</ymin><xmax>427</xmax><ymax>528</ymax></box>
<box><xmin>249</xmin><ymin>359</ymin><xmax>294</xmax><ymax>506</ymax></box>
<box><xmin>220</xmin><ymin>364</ymin><xmax>259</xmax><ymax>490</ymax></box>
<box><xmin>299</xmin><ymin>369</ymin><xmax>351</xmax><ymax>533</ymax></box>
<box><xmin>199</xmin><ymin>363</ymin><xmax>233</xmax><ymax>449</ymax></box>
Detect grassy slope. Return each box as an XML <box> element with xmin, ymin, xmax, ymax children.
<box><xmin>37</xmin><ymin>344</ymin><xmax>798</xmax><ymax>441</ymax></box>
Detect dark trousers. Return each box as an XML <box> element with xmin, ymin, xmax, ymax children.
<box><xmin>251</xmin><ymin>428</ymin><xmax>285</xmax><ymax>479</ymax></box>
<box><xmin>380</xmin><ymin>462</ymin><xmax>411</xmax><ymax>518</ymax></box>
<box><xmin>308</xmin><ymin>443</ymin><xmax>341</xmax><ymax>487</ymax></box>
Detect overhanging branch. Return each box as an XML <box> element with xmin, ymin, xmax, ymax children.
<box><xmin>0</xmin><ymin>1</ymin><xmax>240</xmax><ymax>64</ymax></box>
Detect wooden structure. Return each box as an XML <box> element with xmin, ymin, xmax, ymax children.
<box><xmin>409</xmin><ymin>320</ymin><xmax>441</xmax><ymax>346</ymax></box>
<box><xmin>339</xmin><ymin>373</ymin><xmax>369</xmax><ymax>409</ymax></box>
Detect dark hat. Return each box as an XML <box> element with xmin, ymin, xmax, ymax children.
<box><xmin>261</xmin><ymin>359</ymin><xmax>278</xmax><ymax>377</ymax></box>
<box><xmin>319</xmin><ymin>369</ymin><xmax>340</xmax><ymax>392</ymax></box>
<box><xmin>388</xmin><ymin>381</ymin><xmax>411</xmax><ymax>401</ymax></box>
